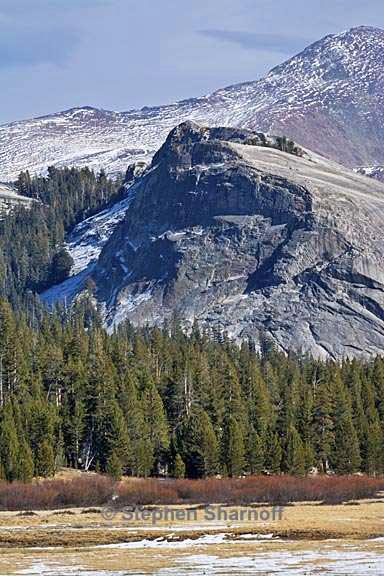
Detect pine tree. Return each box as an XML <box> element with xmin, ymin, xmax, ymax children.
<box><xmin>36</xmin><ymin>439</ymin><xmax>56</xmax><ymax>478</ymax></box>
<box><xmin>265</xmin><ymin>431</ymin><xmax>282</xmax><ymax>474</ymax></box>
<box><xmin>18</xmin><ymin>441</ymin><xmax>34</xmax><ymax>482</ymax></box>
<box><xmin>247</xmin><ymin>427</ymin><xmax>264</xmax><ymax>474</ymax></box>
<box><xmin>173</xmin><ymin>453</ymin><xmax>186</xmax><ymax>478</ymax></box>
<box><xmin>200</xmin><ymin>410</ymin><xmax>219</xmax><ymax>476</ymax></box>
<box><xmin>106</xmin><ymin>450</ymin><xmax>123</xmax><ymax>480</ymax></box>
<box><xmin>242</xmin><ymin>355</ymin><xmax>271</xmax><ymax>438</ymax></box>
<box><xmin>141</xmin><ymin>372</ymin><xmax>169</xmax><ymax>474</ymax></box>
<box><xmin>177</xmin><ymin>408</ymin><xmax>218</xmax><ymax>478</ymax></box>
<box><xmin>49</xmin><ymin>247</ymin><xmax>74</xmax><ymax>285</ymax></box>
<box><xmin>286</xmin><ymin>425</ymin><xmax>306</xmax><ymax>476</ymax></box>
<box><xmin>119</xmin><ymin>372</ymin><xmax>152</xmax><ymax>476</ymax></box>
<box><xmin>0</xmin><ymin>404</ymin><xmax>20</xmax><ymax>481</ymax></box>
<box><xmin>313</xmin><ymin>375</ymin><xmax>334</xmax><ymax>473</ymax></box>
<box><xmin>27</xmin><ymin>398</ymin><xmax>58</xmax><ymax>470</ymax></box>
<box><xmin>221</xmin><ymin>415</ymin><xmax>246</xmax><ymax>477</ymax></box>
<box><xmin>0</xmin><ymin>301</ymin><xmax>23</xmax><ymax>404</ymax></box>
<box><xmin>331</xmin><ymin>375</ymin><xmax>361</xmax><ymax>474</ymax></box>
<box><xmin>95</xmin><ymin>400</ymin><xmax>129</xmax><ymax>473</ymax></box>
<box><xmin>364</xmin><ymin>421</ymin><xmax>383</xmax><ymax>475</ymax></box>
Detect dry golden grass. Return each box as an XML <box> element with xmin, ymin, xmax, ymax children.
<box><xmin>53</xmin><ymin>467</ymin><xmax>96</xmax><ymax>481</ymax></box>
<box><xmin>0</xmin><ymin>499</ymin><xmax>382</xmax><ymax>548</ymax></box>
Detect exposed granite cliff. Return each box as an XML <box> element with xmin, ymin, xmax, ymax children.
<box><xmin>53</xmin><ymin>122</ymin><xmax>384</xmax><ymax>358</ymax></box>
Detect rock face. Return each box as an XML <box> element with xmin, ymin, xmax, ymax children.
<box><xmin>54</xmin><ymin>121</ymin><xmax>384</xmax><ymax>359</ymax></box>
<box><xmin>1</xmin><ymin>26</ymin><xmax>384</xmax><ymax>180</ymax></box>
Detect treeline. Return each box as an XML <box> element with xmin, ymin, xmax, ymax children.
<box><xmin>0</xmin><ymin>299</ymin><xmax>383</xmax><ymax>482</ymax></box>
<box><xmin>0</xmin><ymin>167</ymin><xmax>122</xmax><ymax>308</ymax></box>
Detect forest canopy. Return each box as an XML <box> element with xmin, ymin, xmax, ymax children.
<box><xmin>0</xmin><ymin>299</ymin><xmax>383</xmax><ymax>482</ymax></box>
<box><xmin>0</xmin><ymin>167</ymin><xmax>122</xmax><ymax>309</ymax></box>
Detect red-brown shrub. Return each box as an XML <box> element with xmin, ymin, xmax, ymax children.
<box><xmin>0</xmin><ymin>475</ymin><xmax>116</xmax><ymax>511</ymax></box>
<box><xmin>0</xmin><ymin>474</ymin><xmax>383</xmax><ymax>511</ymax></box>
<box><xmin>115</xmin><ymin>475</ymin><xmax>384</xmax><ymax>507</ymax></box>
<box><xmin>117</xmin><ymin>479</ymin><xmax>179</xmax><ymax>506</ymax></box>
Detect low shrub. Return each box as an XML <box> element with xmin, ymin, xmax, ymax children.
<box><xmin>0</xmin><ymin>475</ymin><xmax>116</xmax><ymax>511</ymax></box>
<box><xmin>0</xmin><ymin>474</ymin><xmax>383</xmax><ymax>511</ymax></box>
<box><xmin>115</xmin><ymin>475</ymin><xmax>384</xmax><ymax>507</ymax></box>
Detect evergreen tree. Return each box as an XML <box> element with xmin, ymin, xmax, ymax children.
<box><xmin>247</xmin><ymin>427</ymin><xmax>264</xmax><ymax>474</ymax></box>
<box><xmin>18</xmin><ymin>440</ymin><xmax>34</xmax><ymax>483</ymax></box>
<box><xmin>221</xmin><ymin>415</ymin><xmax>246</xmax><ymax>477</ymax></box>
<box><xmin>286</xmin><ymin>425</ymin><xmax>306</xmax><ymax>476</ymax></box>
<box><xmin>313</xmin><ymin>376</ymin><xmax>334</xmax><ymax>472</ymax></box>
<box><xmin>0</xmin><ymin>404</ymin><xmax>20</xmax><ymax>481</ymax></box>
<box><xmin>49</xmin><ymin>248</ymin><xmax>74</xmax><ymax>285</ymax></box>
<box><xmin>331</xmin><ymin>375</ymin><xmax>361</xmax><ymax>474</ymax></box>
<box><xmin>119</xmin><ymin>373</ymin><xmax>152</xmax><ymax>476</ymax></box>
<box><xmin>173</xmin><ymin>453</ymin><xmax>186</xmax><ymax>478</ymax></box>
<box><xmin>177</xmin><ymin>408</ymin><xmax>218</xmax><ymax>478</ymax></box>
<box><xmin>106</xmin><ymin>450</ymin><xmax>123</xmax><ymax>480</ymax></box>
<box><xmin>265</xmin><ymin>431</ymin><xmax>282</xmax><ymax>474</ymax></box>
<box><xmin>0</xmin><ymin>301</ymin><xmax>23</xmax><ymax>403</ymax></box>
<box><xmin>95</xmin><ymin>400</ymin><xmax>129</xmax><ymax>473</ymax></box>
<box><xmin>36</xmin><ymin>439</ymin><xmax>56</xmax><ymax>478</ymax></box>
<box><xmin>141</xmin><ymin>372</ymin><xmax>169</xmax><ymax>474</ymax></box>
<box><xmin>364</xmin><ymin>421</ymin><xmax>383</xmax><ymax>475</ymax></box>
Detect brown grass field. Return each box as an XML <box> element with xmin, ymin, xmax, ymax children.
<box><xmin>0</xmin><ymin>498</ymin><xmax>382</xmax><ymax>547</ymax></box>
<box><xmin>0</xmin><ymin>473</ymin><xmax>382</xmax><ymax>574</ymax></box>
<box><xmin>0</xmin><ymin>500</ymin><xmax>382</xmax><ymax>574</ymax></box>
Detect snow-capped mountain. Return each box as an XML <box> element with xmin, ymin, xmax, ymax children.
<box><xmin>1</xmin><ymin>26</ymin><xmax>384</xmax><ymax>181</ymax></box>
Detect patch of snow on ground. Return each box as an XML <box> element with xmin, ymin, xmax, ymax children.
<box><xmin>159</xmin><ymin>547</ymin><xmax>384</xmax><ymax>575</ymax></box>
<box><xmin>15</xmin><ymin>539</ymin><xmax>384</xmax><ymax>575</ymax></box>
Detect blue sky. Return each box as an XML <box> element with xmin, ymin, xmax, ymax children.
<box><xmin>0</xmin><ymin>0</ymin><xmax>383</xmax><ymax>123</ymax></box>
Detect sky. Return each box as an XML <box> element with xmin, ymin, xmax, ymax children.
<box><xmin>1</xmin><ymin>0</ymin><xmax>384</xmax><ymax>124</ymax></box>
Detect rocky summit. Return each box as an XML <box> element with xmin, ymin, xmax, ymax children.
<box><xmin>45</xmin><ymin>121</ymin><xmax>384</xmax><ymax>359</ymax></box>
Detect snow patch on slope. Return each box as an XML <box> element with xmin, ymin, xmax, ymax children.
<box><xmin>68</xmin><ymin>187</ymin><xmax>137</xmax><ymax>275</ymax></box>
<box><xmin>41</xmin><ymin>180</ymin><xmax>139</xmax><ymax>306</ymax></box>
<box><xmin>0</xmin><ymin>182</ymin><xmax>33</xmax><ymax>213</ymax></box>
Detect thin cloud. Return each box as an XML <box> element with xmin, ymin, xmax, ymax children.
<box><xmin>199</xmin><ymin>29</ymin><xmax>312</xmax><ymax>54</ymax></box>
<box><xmin>0</xmin><ymin>23</ymin><xmax>80</xmax><ymax>68</ymax></box>
<box><xmin>0</xmin><ymin>0</ymin><xmax>110</xmax><ymax>69</ymax></box>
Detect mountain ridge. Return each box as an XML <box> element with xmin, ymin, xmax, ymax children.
<box><xmin>1</xmin><ymin>26</ymin><xmax>384</xmax><ymax>181</ymax></box>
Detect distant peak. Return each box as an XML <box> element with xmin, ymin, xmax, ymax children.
<box><xmin>347</xmin><ymin>25</ymin><xmax>383</xmax><ymax>33</ymax></box>
<box><xmin>64</xmin><ymin>106</ymin><xmax>100</xmax><ymax>114</ymax></box>
<box><xmin>334</xmin><ymin>26</ymin><xmax>384</xmax><ymax>42</ymax></box>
